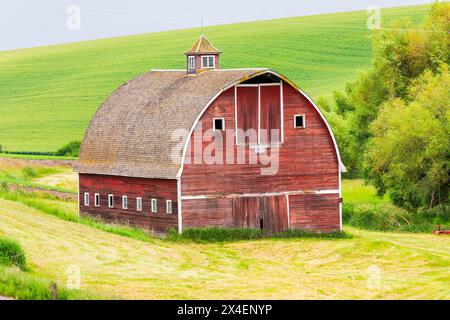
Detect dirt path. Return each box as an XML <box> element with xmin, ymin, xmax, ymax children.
<box><xmin>8</xmin><ymin>184</ymin><xmax>77</xmax><ymax>201</ymax></box>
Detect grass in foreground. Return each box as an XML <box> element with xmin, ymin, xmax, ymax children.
<box><xmin>0</xmin><ymin>234</ymin><xmax>96</xmax><ymax>300</ymax></box>
<box><xmin>0</xmin><ymin>266</ymin><xmax>97</xmax><ymax>300</ymax></box>
<box><xmin>0</xmin><ymin>237</ymin><xmax>27</xmax><ymax>271</ymax></box>
<box><xmin>0</xmin><ymin>5</ymin><xmax>430</xmax><ymax>151</ymax></box>
<box><xmin>0</xmin><ymin>198</ymin><xmax>448</xmax><ymax>299</ymax></box>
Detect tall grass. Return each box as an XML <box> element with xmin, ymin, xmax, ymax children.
<box><xmin>343</xmin><ymin>203</ymin><xmax>450</xmax><ymax>232</ymax></box>
<box><xmin>0</xmin><ymin>237</ymin><xmax>27</xmax><ymax>271</ymax></box>
<box><xmin>167</xmin><ymin>227</ymin><xmax>350</xmax><ymax>243</ymax></box>
<box><xmin>0</xmin><ymin>266</ymin><xmax>98</xmax><ymax>300</ymax></box>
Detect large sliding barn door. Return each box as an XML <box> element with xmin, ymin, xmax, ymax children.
<box><xmin>233</xmin><ymin>195</ymin><xmax>288</xmax><ymax>234</ymax></box>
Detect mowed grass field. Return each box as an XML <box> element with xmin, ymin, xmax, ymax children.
<box><xmin>0</xmin><ymin>159</ymin><xmax>448</xmax><ymax>299</ymax></box>
<box><xmin>0</xmin><ymin>5</ymin><xmax>430</xmax><ymax>152</ymax></box>
<box><xmin>0</xmin><ymin>198</ymin><xmax>449</xmax><ymax>299</ymax></box>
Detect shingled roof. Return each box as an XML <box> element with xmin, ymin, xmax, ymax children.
<box><xmin>185</xmin><ymin>34</ymin><xmax>222</xmax><ymax>55</ymax></box>
<box><xmin>75</xmin><ymin>68</ymin><xmax>269</xmax><ymax>179</ymax></box>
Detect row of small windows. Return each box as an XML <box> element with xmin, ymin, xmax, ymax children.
<box><xmin>212</xmin><ymin>115</ymin><xmax>306</xmax><ymax>132</ymax></box>
<box><xmin>84</xmin><ymin>193</ymin><xmax>173</xmax><ymax>214</ymax></box>
<box><xmin>188</xmin><ymin>55</ymin><xmax>215</xmax><ymax>70</ymax></box>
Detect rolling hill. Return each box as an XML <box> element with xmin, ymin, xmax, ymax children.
<box><xmin>0</xmin><ymin>4</ymin><xmax>430</xmax><ymax>152</ymax></box>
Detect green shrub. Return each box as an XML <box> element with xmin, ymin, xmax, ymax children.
<box><xmin>343</xmin><ymin>202</ymin><xmax>450</xmax><ymax>232</ymax></box>
<box><xmin>55</xmin><ymin>141</ymin><xmax>81</xmax><ymax>157</ymax></box>
<box><xmin>167</xmin><ymin>227</ymin><xmax>349</xmax><ymax>243</ymax></box>
<box><xmin>0</xmin><ymin>238</ymin><xmax>27</xmax><ymax>270</ymax></box>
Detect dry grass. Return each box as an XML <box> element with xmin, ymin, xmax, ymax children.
<box><xmin>0</xmin><ymin>199</ymin><xmax>448</xmax><ymax>300</ymax></box>
<box><xmin>32</xmin><ymin>170</ymin><xmax>77</xmax><ymax>193</ymax></box>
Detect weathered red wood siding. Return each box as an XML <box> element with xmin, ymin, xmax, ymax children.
<box><xmin>79</xmin><ymin>174</ymin><xmax>178</xmax><ymax>233</ymax></box>
<box><xmin>289</xmin><ymin>194</ymin><xmax>340</xmax><ymax>232</ymax></box>
<box><xmin>181</xmin><ymin>82</ymin><xmax>340</xmax><ymax>232</ymax></box>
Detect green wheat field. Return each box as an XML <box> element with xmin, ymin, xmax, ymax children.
<box><xmin>0</xmin><ymin>4</ymin><xmax>430</xmax><ymax>152</ymax></box>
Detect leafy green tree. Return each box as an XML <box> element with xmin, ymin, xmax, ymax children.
<box><xmin>335</xmin><ymin>2</ymin><xmax>449</xmax><ymax>175</ymax></box>
<box><xmin>365</xmin><ymin>66</ymin><xmax>449</xmax><ymax>210</ymax></box>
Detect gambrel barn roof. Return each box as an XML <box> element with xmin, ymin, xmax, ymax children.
<box><xmin>76</xmin><ymin>69</ymin><xmax>346</xmax><ymax>179</ymax></box>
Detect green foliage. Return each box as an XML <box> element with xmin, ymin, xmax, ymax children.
<box><xmin>343</xmin><ymin>202</ymin><xmax>449</xmax><ymax>233</ymax></box>
<box><xmin>334</xmin><ymin>2</ymin><xmax>449</xmax><ymax>176</ymax></box>
<box><xmin>366</xmin><ymin>66</ymin><xmax>449</xmax><ymax>209</ymax></box>
<box><xmin>0</xmin><ymin>266</ymin><xmax>97</xmax><ymax>300</ymax></box>
<box><xmin>22</xmin><ymin>167</ymin><xmax>38</xmax><ymax>179</ymax></box>
<box><xmin>315</xmin><ymin>97</ymin><xmax>332</xmax><ymax>112</ymax></box>
<box><xmin>55</xmin><ymin>141</ymin><xmax>81</xmax><ymax>157</ymax></box>
<box><xmin>323</xmin><ymin>111</ymin><xmax>358</xmax><ymax>177</ymax></box>
<box><xmin>333</xmin><ymin>90</ymin><xmax>355</xmax><ymax>116</ymax></box>
<box><xmin>0</xmin><ymin>6</ymin><xmax>430</xmax><ymax>151</ymax></box>
<box><xmin>167</xmin><ymin>227</ymin><xmax>348</xmax><ymax>243</ymax></box>
<box><xmin>0</xmin><ymin>238</ymin><xmax>27</xmax><ymax>271</ymax></box>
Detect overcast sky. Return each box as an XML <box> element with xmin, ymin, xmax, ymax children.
<box><xmin>0</xmin><ymin>0</ymin><xmax>431</xmax><ymax>51</ymax></box>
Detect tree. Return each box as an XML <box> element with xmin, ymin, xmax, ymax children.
<box><xmin>334</xmin><ymin>2</ymin><xmax>450</xmax><ymax>175</ymax></box>
<box><xmin>365</xmin><ymin>66</ymin><xmax>449</xmax><ymax>210</ymax></box>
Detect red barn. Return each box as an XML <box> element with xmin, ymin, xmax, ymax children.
<box><xmin>76</xmin><ymin>35</ymin><xmax>346</xmax><ymax>234</ymax></box>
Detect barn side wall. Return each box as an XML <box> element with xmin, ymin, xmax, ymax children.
<box><xmin>79</xmin><ymin>174</ymin><xmax>178</xmax><ymax>234</ymax></box>
<box><xmin>181</xmin><ymin>82</ymin><xmax>340</xmax><ymax>232</ymax></box>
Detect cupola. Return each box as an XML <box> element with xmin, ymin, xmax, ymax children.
<box><xmin>185</xmin><ymin>34</ymin><xmax>222</xmax><ymax>74</ymax></box>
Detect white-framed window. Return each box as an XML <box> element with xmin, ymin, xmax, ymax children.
<box><xmin>94</xmin><ymin>193</ymin><xmax>100</xmax><ymax>207</ymax></box>
<box><xmin>188</xmin><ymin>56</ymin><xmax>195</xmax><ymax>69</ymax></box>
<box><xmin>213</xmin><ymin>118</ymin><xmax>225</xmax><ymax>131</ymax></box>
<box><xmin>122</xmin><ymin>196</ymin><xmax>128</xmax><ymax>210</ymax></box>
<box><xmin>136</xmin><ymin>197</ymin><xmax>142</xmax><ymax>212</ymax></box>
<box><xmin>294</xmin><ymin>114</ymin><xmax>306</xmax><ymax>128</ymax></box>
<box><xmin>201</xmin><ymin>55</ymin><xmax>215</xmax><ymax>68</ymax></box>
<box><xmin>84</xmin><ymin>192</ymin><xmax>89</xmax><ymax>206</ymax></box>
<box><xmin>151</xmin><ymin>198</ymin><xmax>157</xmax><ymax>213</ymax></box>
<box><xmin>108</xmin><ymin>194</ymin><xmax>114</xmax><ymax>208</ymax></box>
<box><xmin>166</xmin><ymin>200</ymin><xmax>173</xmax><ymax>214</ymax></box>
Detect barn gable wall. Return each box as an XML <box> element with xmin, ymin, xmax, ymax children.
<box><xmin>180</xmin><ymin>82</ymin><xmax>340</xmax><ymax>231</ymax></box>
<box><xmin>79</xmin><ymin>174</ymin><xmax>178</xmax><ymax>234</ymax></box>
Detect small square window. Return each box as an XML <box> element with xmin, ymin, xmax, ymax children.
<box><xmin>108</xmin><ymin>194</ymin><xmax>114</xmax><ymax>208</ymax></box>
<box><xmin>213</xmin><ymin>118</ymin><xmax>225</xmax><ymax>131</ymax></box>
<box><xmin>94</xmin><ymin>193</ymin><xmax>100</xmax><ymax>207</ymax></box>
<box><xmin>151</xmin><ymin>198</ymin><xmax>157</xmax><ymax>213</ymax></box>
<box><xmin>294</xmin><ymin>115</ymin><xmax>305</xmax><ymax>128</ymax></box>
<box><xmin>122</xmin><ymin>196</ymin><xmax>128</xmax><ymax>210</ymax></box>
<box><xmin>136</xmin><ymin>197</ymin><xmax>142</xmax><ymax>212</ymax></box>
<box><xmin>84</xmin><ymin>192</ymin><xmax>89</xmax><ymax>206</ymax></box>
<box><xmin>166</xmin><ymin>200</ymin><xmax>173</xmax><ymax>214</ymax></box>
<box><xmin>202</xmin><ymin>55</ymin><xmax>214</xmax><ymax>68</ymax></box>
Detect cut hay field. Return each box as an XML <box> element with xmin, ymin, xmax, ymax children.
<box><xmin>0</xmin><ymin>4</ymin><xmax>430</xmax><ymax>152</ymax></box>
<box><xmin>0</xmin><ymin>198</ymin><xmax>449</xmax><ymax>300</ymax></box>
<box><xmin>0</xmin><ymin>159</ymin><xmax>448</xmax><ymax>299</ymax></box>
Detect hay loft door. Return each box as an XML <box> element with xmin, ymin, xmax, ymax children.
<box><xmin>233</xmin><ymin>195</ymin><xmax>288</xmax><ymax>233</ymax></box>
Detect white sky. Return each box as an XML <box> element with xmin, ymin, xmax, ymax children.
<box><xmin>0</xmin><ymin>0</ymin><xmax>431</xmax><ymax>51</ymax></box>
